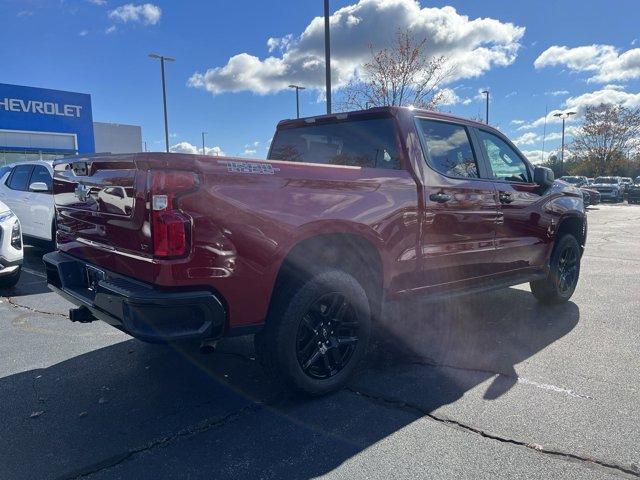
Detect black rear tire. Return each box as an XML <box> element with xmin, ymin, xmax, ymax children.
<box><xmin>0</xmin><ymin>266</ymin><xmax>21</xmax><ymax>289</ymax></box>
<box><xmin>255</xmin><ymin>269</ymin><xmax>371</xmax><ymax>396</ymax></box>
<box><xmin>531</xmin><ymin>235</ymin><xmax>581</xmax><ymax>304</ymax></box>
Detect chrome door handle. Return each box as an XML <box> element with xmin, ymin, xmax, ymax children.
<box><xmin>429</xmin><ymin>192</ymin><xmax>451</xmax><ymax>203</ymax></box>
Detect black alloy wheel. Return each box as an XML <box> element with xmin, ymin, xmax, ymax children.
<box><xmin>556</xmin><ymin>244</ymin><xmax>579</xmax><ymax>296</ymax></box>
<box><xmin>296</xmin><ymin>293</ymin><xmax>360</xmax><ymax>380</ymax></box>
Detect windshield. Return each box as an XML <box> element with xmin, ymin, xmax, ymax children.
<box><xmin>594</xmin><ymin>177</ymin><xmax>618</xmax><ymax>184</ymax></box>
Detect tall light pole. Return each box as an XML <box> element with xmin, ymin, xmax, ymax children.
<box><xmin>481</xmin><ymin>90</ymin><xmax>490</xmax><ymax>124</ymax></box>
<box><xmin>553</xmin><ymin>111</ymin><xmax>576</xmax><ymax>175</ymax></box>
<box><xmin>201</xmin><ymin>132</ymin><xmax>208</xmax><ymax>155</ymax></box>
<box><xmin>288</xmin><ymin>85</ymin><xmax>306</xmax><ymax>118</ymax></box>
<box><xmin>324</xmin><ymin>0</ymin><xmax>332</xmax><ymax>115</ymax></box>
<box><xmin>149</xmin><ymin>53</ymin><xmax>175</xmax><ymax>153</ymax></box>
<box><xmin>541</xmin><ymin>104</ymin><xmax>548</xmax><ymax>163</ymax></box>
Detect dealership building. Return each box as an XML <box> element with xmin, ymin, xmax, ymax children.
<box><xmin>0</xmin><ymin>83</ymin><xmax>142</xmax><ymax>165</ymax></box>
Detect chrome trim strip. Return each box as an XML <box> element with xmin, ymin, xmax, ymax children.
<box><xmin>76</xmin><ymin>237</ymin><xmax>157</xmax><ymax>264</ymax></box>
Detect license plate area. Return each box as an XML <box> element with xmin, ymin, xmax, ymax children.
<box><xmin>84</xmin><ymin>265</ymin><xmax>106</xmax><ymax>295</ymax></box>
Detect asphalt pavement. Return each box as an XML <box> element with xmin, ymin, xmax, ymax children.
<box><xmin>1</xmin><ymin>203</ymin><xmax>639</xmax><ymax>479</ymax></box>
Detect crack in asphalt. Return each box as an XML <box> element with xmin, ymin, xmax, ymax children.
<box><xmin>55</xmin><ymin>402</ymin><xmax>265</xmax><ymax>480</ymax></box>
<box><xmin>5</xmin><ymin>296</ymin><xmax>67</xmax><ymax>317</ymax></box>
<box><xmin>347</xmin><ymin>387</ymin><xmax>639</xmax><ymax>478</ymax></box>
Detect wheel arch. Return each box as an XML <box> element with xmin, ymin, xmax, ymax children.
<box><xmin>556</xmin><ymin>214</ymin><xmax>587</xmax><ymax>252</ymax></box>
<box><xmin>268</xmin><ymin>230</ymin><xmax>385</xmax><ymax>323</ymax></box>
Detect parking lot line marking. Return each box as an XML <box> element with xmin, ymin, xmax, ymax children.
<box><xmin>517</xmin><ymin>377</ymin><xmax>593</xmax><ymax>400</ymax></box>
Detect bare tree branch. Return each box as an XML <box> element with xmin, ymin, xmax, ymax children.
<box><xmin>340</xmin><ymin>30</ymin><xmax>454</xmax><ymax>111</ymax></box>
<box><xmin>570</xmin><ymin>104</ymin><xmax>640</xmax><ymax>176</ymax></box>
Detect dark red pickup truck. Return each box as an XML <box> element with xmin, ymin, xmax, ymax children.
<box><xmin>44</xmin><ymin>106</ymin><xmax>586</xmax><ymax>394</ymax></box>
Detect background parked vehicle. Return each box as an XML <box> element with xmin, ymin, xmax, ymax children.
<box><xmin>560</xmin><ymin>176</ymin><xmax>589</xmax><ymax>187</ymax></box>
<box><xmin>580</xmin><ymin>187</ymin><xmax>600</xmax><ymax>207</ymax></box>
<box><xmin>620</xmin><ymin>177</ymin><xmax>633</xmax><ymax>194</ymax></box>
<box><xmin>44</xmin><ymin>106</ymin><xmax>586</xmax><ymax>395</ymax></box>
<box><xmin>590</xmin><ymin>176</ymin><xmax>624</xmax><ymax>202</ymax></box>
<box><xmin>0</xmin><ymin>200</ymin><xmax>23</xmax><ymax>288</ymax></box>
<box><xmin>627</xmin><ymin>181</ymin><xmax>640</xmax><ymax>204</ymax></box>
<box><xmin>0</xmin><ymin>161</ymin><xmax>55</xmax><ymax>249</ymax></box>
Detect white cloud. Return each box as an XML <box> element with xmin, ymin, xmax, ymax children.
<box><xmin>534</xmin><ymin>44</ymin><xmax>640</xmax><ymax>83</ymax></box>
<box><xmin>79</xmin><ymin>30</ymin><xmax>89</xmax><ymax>36</ymax></box>
<box><xmin>243</xmin><ymin>141</ymin><xmax>260</xmax><ymax>155</ymax></box>
<box><xmin>505</xmin><ymin>91</ymin><xmax>517</xmax><ymax>98</ymax></box>
<box><xmin>105</xmin><ymin>25</ymin><xmax>116</xmax><ymax>34</ymax></box>
<box><xmin>437</xmin><ymin>88</ymin><xmax>460</xmax><ymax>105</ymax></box>
<box><xmin>513</xmin><ymin>132</ymin><xmax>538</xmax><ymax>146</ymax></box>
<box><xmin>518</xmin><ymin>87</ymin><xmax>640</xmax><ymax>130</ymax></box>
<box><xmin>546</xmin><ymin>90</ymin><xmax>569</xmax><ymax>96</ymax></box>
<box><xmin>108</xmin><ymin>3</ymin><xmax>161</xmax><ymax>25</ymax></box>
<box><xmin>461</xmin><ymin>98</ymin><xmax>472</xmax><ymax>105</ymax></box>
<box><xmin>565</xmin><ymin>88</ymin><xmax>640</xmax><ymax>111</ymax></box>
<box><xmin>520</xmin><ymin>149</ymin><xmax>547</xmax><ymax>164</ymax></box>
<box><xmin>511</xmin><ymin>119</ymin><xmax>525</xmax><ymax>125</ymax></box>
<box><xmin>267</xmin><ymin>34</ymin><xmax>293</xmax><ymax>53</ymax></box>
<box><xmin>87</xmin><ymin>0</ymin><xmax>107</xmax><ymax>5</ymax></box>
<box><xmin>188</xmin><ymin>0</ymin><xmax>524</xmax><ymax>95</ymax></box>
<box><xmin>170</xmin><ymin>142</ymin><xmax>224</xmax><ymax>156</ymax></box>
<box><xmin>545</xmin><ymin>126</ymin><xmax>579</xmax><ymax>141</ymax></box>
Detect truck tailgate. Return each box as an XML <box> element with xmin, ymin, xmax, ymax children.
<box><xmin>53</xmin><ymin>155</ymin><xmax>155</xmax><ymax>282</ymax></box>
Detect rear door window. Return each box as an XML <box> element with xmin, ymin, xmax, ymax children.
<box><xmin>269</xmin><ymin>117</ymin><xmax>401</xmax><ymax>169</ymax></box>
<box><xmin>416</xmin><ymin>119</ymin><xmax>479</xmax><ymax>178</ymax></box>
<box><xmin>29</xmin><ymin>165</ymin><xmax>53</xmax><ymax>191</ymax></box>
<box><xmin>7</xmin><ymin>165</ymin><xmax>33</xmax><ymax>191</ymax></box>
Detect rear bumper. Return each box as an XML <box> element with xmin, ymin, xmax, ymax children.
<box><xmin>43</xmin><ymin>251</ymin><xmax>226</xmax><ymax>343</ymax></box>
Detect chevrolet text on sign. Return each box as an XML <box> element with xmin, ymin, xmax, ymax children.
<box><xmin>0</xmin><ymin>97</ymin><xmax>83</xmax><ymax>118</ymax></box>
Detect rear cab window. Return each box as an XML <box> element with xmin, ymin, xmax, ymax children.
<box><xmin>269</xmin><ymin>117</ymin><xmax>401</xmax><ymax>169</ymax></box>
<box><xmin>416</xmin><ymin>119</ymin><xmax>479</xmax><ymax>179</ymax></box>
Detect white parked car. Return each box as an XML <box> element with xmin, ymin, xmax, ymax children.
<box><xmin>0</xmin><ymin>161</ymin><xmax>55</xmax><ymax>248</ymax></box>
<box><xmin>0</xmin><ymin>200</ymin><xmax>23</xmax><ymax>288</ymax></box>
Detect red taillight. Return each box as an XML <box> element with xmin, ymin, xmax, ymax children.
<box><xmin>149</xmin><ymin>170</ymin><xmax>197</xmax><ymax>258</ymax></box>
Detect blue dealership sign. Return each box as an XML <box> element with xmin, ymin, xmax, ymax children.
<box><xmin>0</xmin><ymin>83</ymin><xmax>95</xmax><ymax>154</ymax></box>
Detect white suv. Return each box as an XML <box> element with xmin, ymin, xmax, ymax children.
<box><xmin>0</xmin><ymin>200</ymin><xmax>23</xmax><ymax>288</ymax></box>
<box><xmin>0</xmin><ymin>161</ymin><xmax>55</xmax><ymax>248</ymax></box>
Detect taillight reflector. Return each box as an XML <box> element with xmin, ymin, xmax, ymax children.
<box><xmin>149</xmin><ymin>170</ymin><xmax>197</xmax><ymax>258</ymax></box>
<box><xmin>152</xmin><ymin>211</ymin><xmax>189</xmax><ymax>257</ymax></box>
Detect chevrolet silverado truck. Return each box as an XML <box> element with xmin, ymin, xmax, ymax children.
<box><xmin>43</xmin><ymin>107</ymin><xmax>586</xmax><ymax>395</ymax></box>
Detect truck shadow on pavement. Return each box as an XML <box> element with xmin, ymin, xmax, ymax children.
<box><xmin>0</xmin><ymin>288</ymin><xmax>579</xmax><ymax>480</ymax></box>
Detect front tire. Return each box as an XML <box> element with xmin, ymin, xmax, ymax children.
<box><xmin>531</xmin><ymin>235</ymin><xmax>581</xmax><ymax>304</ymax></box>
<box><xmin>255</xmin><ymin>269</ymin><xmax>371</xmax><ymax>396</ymax></box>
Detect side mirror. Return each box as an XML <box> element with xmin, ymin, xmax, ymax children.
<box><xmin>534</xmin><ymin>167</ymin><xmax>554</xmax><ymax>187</ymax></box>
<box><xmin>29</xmin><ymin>182</ymin><xmax>51</xmax><ymax>193</ymax></box>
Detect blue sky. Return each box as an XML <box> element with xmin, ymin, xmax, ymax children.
<box><xmin>2</xmin><ymin>0</ymin><xmax>639</xmax><ymax>161</ymax></box>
